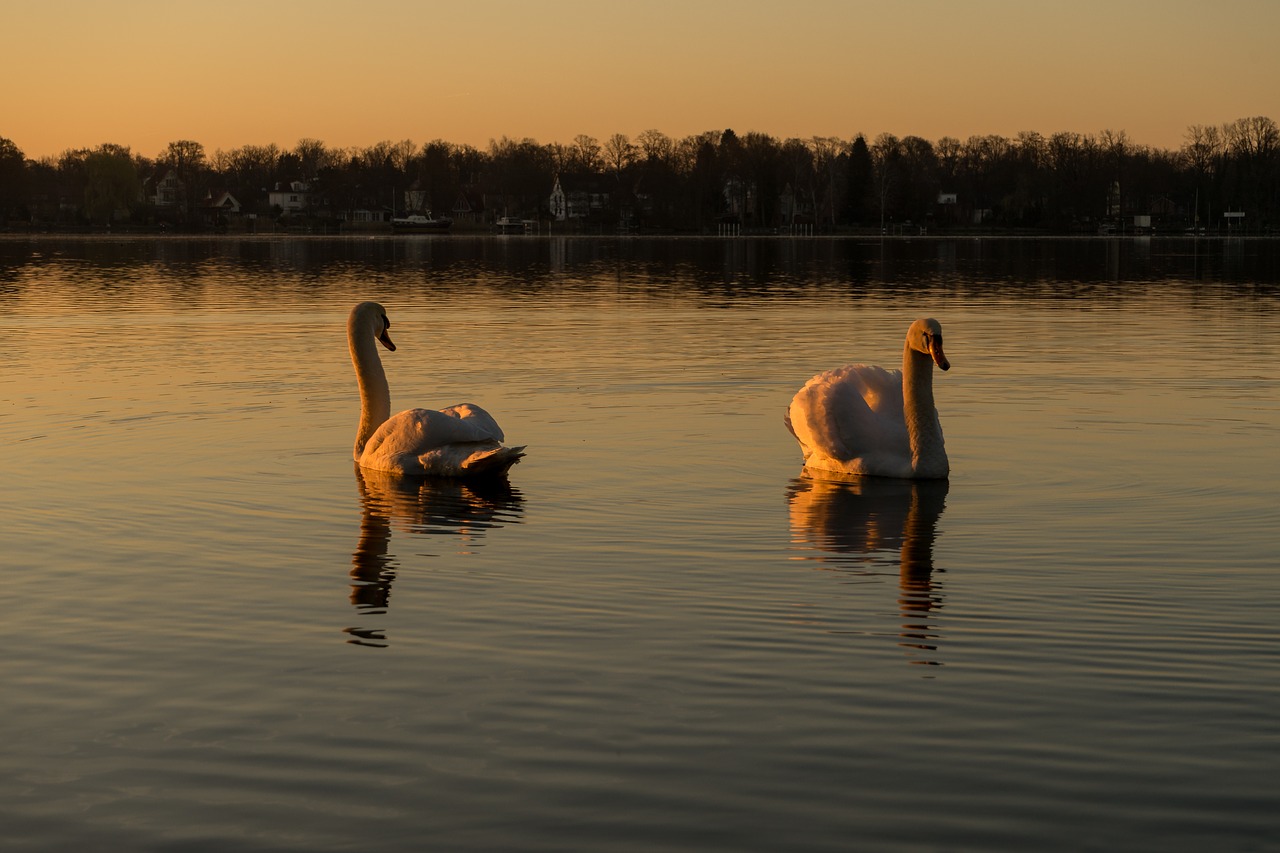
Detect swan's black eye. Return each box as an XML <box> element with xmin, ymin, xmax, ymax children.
<box><xmin>381</xmin><ymin>315</ymin><xmax>390</xmax><ymax>330</ymax></box>
<box><xmin>922</xmin><ymin>332</ymin><xmax>931</xmax><ymax>347</ymax></box>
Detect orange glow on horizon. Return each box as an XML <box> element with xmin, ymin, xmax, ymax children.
<box><xmin>4</xmin><ymin>0</ymin><xmax>1277</xmax><ymax>160</ymax></box>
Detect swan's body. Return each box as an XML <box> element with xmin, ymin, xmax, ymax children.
<box><xmin>348</xmin><ymin>301</ymin><xmax>525</xmax><ymax>477</ymax></box>
<box><xmin>785</xmin><ymin>318</ymin><xmax>950</xmax><ymax>479</ymax></box>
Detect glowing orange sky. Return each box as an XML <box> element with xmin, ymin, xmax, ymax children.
<box><xmin>4</xmin><ymin>0</ymin><xmax>1277</xmax><ymax>160</ymax></box>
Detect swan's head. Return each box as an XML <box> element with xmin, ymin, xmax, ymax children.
<box><xmin>351</xmin><ymin>301</ymin><xmax>396</xmax><ymax>352</ymax></box>
<box><xmin>908</xmin><ymin>318</ymin><xmax>949</xmax><ymax>371</ymax></box>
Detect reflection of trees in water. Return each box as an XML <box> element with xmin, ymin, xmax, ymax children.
<box><xmin>786</xmin><ymin>471</ymin><xmax>949</xmax><ymax>666</ymax></box>
<box><xmin>347</xmin><ymin>466</ymin><xmax>524</xmax><ymax>647</ymax></box>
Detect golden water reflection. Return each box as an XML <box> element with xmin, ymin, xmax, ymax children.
<box><xmin>347</xmin><ymin>466</ymin><xmax>524</xmax><ymax>647</ymax></box>
<box><xmin>787</xmin><ymin>471</ymin><xmax>949</xmax><ymax>666</ymax></box>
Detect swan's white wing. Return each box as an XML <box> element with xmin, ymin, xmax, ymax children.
<box><xmin>436</xmin><ymin>403</ymin><xmax>505</xmax><ymax>443</ymax></box>
<box><xmin>360</xmin><ymin>404</ymin><xmax>517</xmax><ymax>475</ymax></box>
<box><xmin>787</xmin><ymin>364</ymin><xmax>908</xmax><ymax>467</ymax></box>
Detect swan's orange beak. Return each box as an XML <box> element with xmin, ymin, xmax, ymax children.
<box><xmin>930</xmin><ymin>338</ymin><xmax>949</xmax><ymax>371</ymax></box>
<box><xmin>378</xmin><ymin>329</ymin><xmax>396</xmax><ymax>351</ymax></box>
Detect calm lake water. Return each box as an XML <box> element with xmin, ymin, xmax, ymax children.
<box><xmin>1</xmin><ymin>235</ymin><xmax>1277</xmax><ymax>852</ymax></box>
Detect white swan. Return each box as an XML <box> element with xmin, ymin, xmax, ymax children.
<box><xmin>785</xmin><ymin>318</ymin><xmax>950</xmax><ymax>479</ymax></box>
<box><xmin>348</xmin><ymin>301</ymin><xmax>525</xmax><ymax>477</ymax></box>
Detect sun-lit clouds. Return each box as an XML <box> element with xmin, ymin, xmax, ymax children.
<box><xmin>3</xmin><ymin>0</ymin><xmax>1278</xmax><ymax>158</ymax></box>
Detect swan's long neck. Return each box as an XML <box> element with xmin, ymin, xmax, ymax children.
<box><xmin>349</xmin><ymin>316</ymin><xmax>390</xmax><ymax>461</ymax></box>
<box><xmin>902</xmin><ymin>342</ymin><xmax>948</xmax><ymax>478</ymax></box>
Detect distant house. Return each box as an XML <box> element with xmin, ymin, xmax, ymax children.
<box><xmin>202</xmin><ymin>190</ymin><xmax>241</xmax><ymax>215</ymax></box>
<box><xmin>148</xmin><ymin>169</ymin><xmax>185</xmax><ymax>208</ymax></box>
<box><xmin>268</xmin><ymin>181</ymin><xmax>309</xmax><ymax>214</ymax></box>
<box><xmin>403</xmin><ymin>181</ymin><xmax>429</xmax><ymax>213</ymax></box>
<box><xmin>779</xmin><ymin>183</ymin><xmax>815</xmax><ymax>224</ymax></box>
<box><xmin>199</xmin><ymin>190</ymin><xmax>241</xmax><ymax>226</ymax></box>
<box><xmin>549</xmin><ymin>176</ymin><xmax>611</xmax><ymax>221</ymax></box>
<box><xmin>549</xmin><ymin>178</ymin><xmax>567</xmax><ymax>220</ymax></box>
<box><xmin>1149</xmin><ymin>195</ymin><xmax>1178</xmax><ymax>218</ymax></box>
<box><xmin>935</xmin><ymin>192</ymin><xmax>961</xmax><ymax>225</ymax></box>
<box><xmin>721</xmin><ymin>176</ymin><xmax>754</xmax><ymax>221</ymax></box>
<box><xmin>451</xmin><ymin>189</ymin><xmax>483</xmax><ymax>224</ymax></box>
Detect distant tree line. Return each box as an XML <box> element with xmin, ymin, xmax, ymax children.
<box><xmin>0</xmin><ymin>116</ymin><xmax>1276</xmax><ymax>233</ymax></box>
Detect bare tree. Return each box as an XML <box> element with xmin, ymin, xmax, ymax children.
<box><xmin>636</xmin><ymin>129</ymin><xmax>673</xmax><ymax>164</ymax></box>
<box><xmin>809</xmin><ymin>136</ymin><xmax>843</xmax><ymax>227</ymax></box>
<box><xmin>390</xmin><ymin>139</ymin><xmax>418</xmax><ymax>173</ymax></box>
<box><xmin>1182</xmin><ymin>124</ymin><xmax>1222</xmax><ymax>174</ymax></box>
<box><xmin>223</xmin><ymin>144</ymin><xmax>282</xmax><ymax>211</ymax></box>
<box><xmin>545</xmin><ymin>141</ymin><xmax>571</xmax><ymax>176</ymax></box>
<box><xmin>602</xmin><ymin>133</ymin><xmax>636</xmax><ymax>180</ymax></box>
<box><xmin>1012</xmin><ymin>131</ymin><xmax>1050</xmax><ymax>222</ymax></box>
<box><xmin>780</xmin><ymin>138</ymin><xmax>813</xmax><ymax>226</ymax></box>
<box><xmin>935</xmin><ymin>136</ymin><xmax>962</xmax><ymax>187</ymax></box>
<box><xmin>871</xmin><ymin>133</ymin><xmax>903</xmax><ymax>230</ymax></box>
<box><xmin>672</xmin><ymin>132</ymin><xmax>713</xmax><ymax>177</ymax></box>
<box><xmin>1181</xmin><ymin>124</ymin><xmax>1222</xmax><ymax>226</ymax></box>
<box><xmin>160</xmin><ymin>139</ymin><xmax>208</xmax><ymax>217</ymax></box>
<box><xmin>1221</xmin><ymin>116</ymin><xmax>1278</xmax><ymax>221</ymax></box>
<box><xmin>361</xmin><ymin>141</ymin><xmax>396</xmax><ymax>169</ymax></box>
<box><xmin>209</xmin><ymin>148</ymin><xmax>234</xmax><ymax>175</ymax></box>
<box><xmin>84</xmin><ymin>144</ymin><xmax>139</xmax><ymax>224</ymax></box>
<box><xmin>1223</xmin><ymin>115</ymin><xmax>1279</xmax><ymax>160</ymax></box>
<box><xmin>293</xmin><ymin>138</ymin><xmax>334</xmax><ymax>181</ymax></box>
<box><xmin>571</xmin><ymin>134</ymin><xmax>602</xmax><ymax>173</ymax></box>
<box><xmin>487</xmin><ymin>136</ymin><xmax>555</xmax><ymax>216</ymax></box>
<box><xmin>959</xmin><ymin>134</ymin><xmax>1015</xmax><ymax>222</ymax></box>
<box><xmin>162</xmin><ymin>139</ymin><xmax>205</xmax><ymax>173</ymax></box>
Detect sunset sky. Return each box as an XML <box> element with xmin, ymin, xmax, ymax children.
<box><xmin>4</xmin><ymin>0</ymin><xmax>1277</xmax><ymax>161</ymax></box>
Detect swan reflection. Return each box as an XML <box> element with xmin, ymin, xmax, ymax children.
<box><xmin>348</xmin><ymin>466</ymin><xmax>524</xmax><ymax>647</ymax></box>
<box><xmin>787</xmin><ymin>469</ymin><xmax>949</xmax><ymax>666</ymax></box>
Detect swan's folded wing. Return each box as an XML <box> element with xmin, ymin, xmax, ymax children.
<box><xmin>437</xmin><ymin>403</ymin><xmax>505</xmax><ymax>443</ymax></box>
<box><xmin>361</xmin><ymin>406</ymin><xmax>506</xmax><ymax>470</ymax></box>
<box><xmin>788</xmin><ymin>365</ymin><xmax>904</xmax><ymax>462</ymax></box>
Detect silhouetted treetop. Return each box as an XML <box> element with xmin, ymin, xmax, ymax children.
<box><xmin>3</xmin><ymin>118</ymin><xmax>1276</xmax><ymax>233</ymax></box>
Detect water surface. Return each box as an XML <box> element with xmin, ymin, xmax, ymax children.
<box><xmin>1</xmin><ymin>236</ymin><xmax>1277</xmax><ymax>851</ymax></box>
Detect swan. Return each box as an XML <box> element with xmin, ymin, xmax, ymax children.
<box><xmin>785</xmin><ymin>318</ymin><xmax>950</xmax><ymax>479</ymax></box>
<box><xmin>348</xmin><ymin>301</ymin><xmax>525</xmax><ymax>477</ymax></box>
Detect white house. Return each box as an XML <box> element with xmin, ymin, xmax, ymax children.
<box><xmin>549</xmin><ymin>177</ymin><xmax>567</xmax><ymax>220</ymax></box>
<box><xmin>268</xmin><ymin>181</ymin><xmax>309</xmax><ymax>213</ymax></box>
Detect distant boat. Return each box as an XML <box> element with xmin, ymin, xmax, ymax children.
<box><xmin>392</xmin><ymin>212</ymin><xmax>452</xmax><ymax>232</ymax></box>
<box><xmin>495</xmin><ymin>216</ymin><xmax>530</xmax><ymax>234</ymax></box>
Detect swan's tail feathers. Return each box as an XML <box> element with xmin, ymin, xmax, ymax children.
<box><xmin>461</xmin><ymin>444</ymin><xmax>527</xmax><ymax>476</ymax></box>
